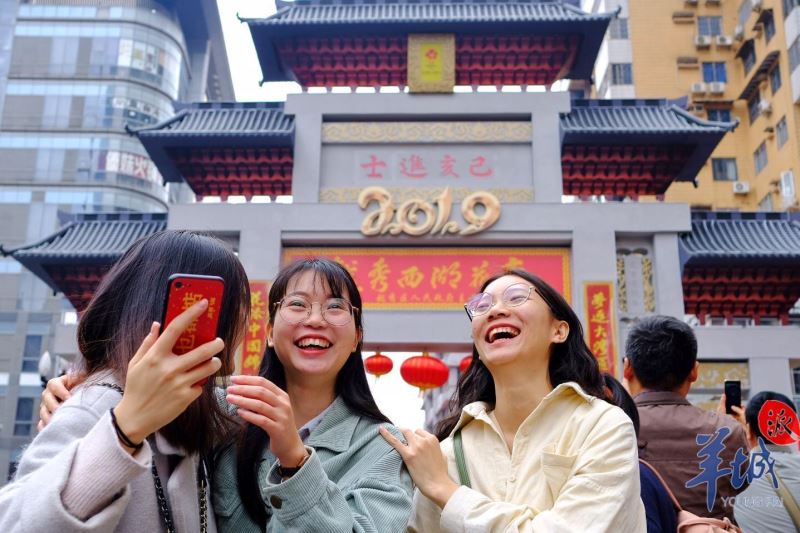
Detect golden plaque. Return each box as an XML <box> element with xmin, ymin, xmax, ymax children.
<box><xmin>407</xmin><ymin>34</ymin><xmax>455</xmax><ymax>93</ymax></box>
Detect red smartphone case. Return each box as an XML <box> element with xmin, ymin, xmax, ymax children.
<box><xmin>161</xmin><ymin>274</ymin><xmax>225</xmax><ymax>355</ymax></box>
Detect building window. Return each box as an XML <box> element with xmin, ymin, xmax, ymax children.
<box><xmin>610</xmin><ymin>63</ymin><xmax>633</xmax><ymax>85</ymax></box>
<box><xmin>764</xmin><ymin>11</ymin><xmax>776</xmax><ymax>42</ymax></box>
<box><xmin>712</xmin><ymin>158</ymin><xmax>738</xmax><ymax>181</ymax></box>
<box><xmin>754</xmin><ymin>142</ymin><xmax>769</xmax><ymax>174</ymax></box>
<box><xmin>759</xmin><ymin>193</ymin><xmax>775</xmax><ymax>210</ymax></box>
<box><xmin>740</xmin><ymin>41</ymin><xmax>757</xmax><ymax>75</ymax></box>
<box><xmin>14</xmin><ymin>398</ymin><xmax>34</xmax><ymax>437</ymax></box>
<box><xmin>777</xmin><ymin>116</ymin><xmax>789</xmax><ymax>148</ymax></box>
<box><xmin>698</xmin><ymin>16</ymin><xmax>723</xmax><ymax>36</ymax></box>
<box><xmin>708</xmin><ymin>109</ymin><xmax>732</xmax><ymax>122</ymax></box>
<box><xmin>21</xmin><ymin>335</ymin><xmax>41</xmax><ymax>373</ymax></box>
<box><xmin>770</xmin><ymin>67</ymin><xmax>782</xmax><ymax>94</ymax></box>
<box><xmin>790</xmin><ymin>38</ymin><xmax>800</xmax><ymax>71</ymax></box>
<box><xmin>784</xmin><ymin>0</ymin><xmax>800</xmax><ymax>19</ymax></box>
<box><xmin>702</xmin><ymin>62</ymin><xmax>727</xmax><ymax>83</ymax></box>
<box><xmin>609</xmin><ymin>18</ymin><xmax>629</xmax><ymax>39</ymax></box>
<box><xmin>747</xmin><ymin>93</ymin><xmax>762</xmax><ymax>123</ymax></box>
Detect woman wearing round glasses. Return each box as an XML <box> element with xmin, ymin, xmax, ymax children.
<box><xmin>382</xmin><ymin>269</ymin><xmax>646</xmax><ymax>532</ymax></box>
<box><xmin>213</xmin><ymin>258</ymin><xmax>413</xmax><ymax>532</ymax></box>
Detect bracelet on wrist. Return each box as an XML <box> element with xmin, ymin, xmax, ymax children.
<box><xmin>277</xmin><ymin>451</ymin><xmax>310</xmax><ymax>479</ymax></box>
<box><xmin>109</xmin><ymin>408</ymin><xmax>144</xmax><ymax>450</ymax></box>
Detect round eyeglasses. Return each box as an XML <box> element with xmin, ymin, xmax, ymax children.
<box><xmin>275</xmin><ymin>295</ymin><xmax>358</xmax><ymax>327</ymax></box>
<box><xmin>464</xmin><ymin>283</ymin><xmax>535</xmax><ymax>320</ymax></box>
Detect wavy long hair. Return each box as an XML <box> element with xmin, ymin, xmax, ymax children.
<box><xmin>235</xmin><ymin>258</ymin><xmax>390</xmax><ymax>525</ymax></box>
<box><xmin>77</xmin><ymin>230</ymin><xmax>250</xmax><ymax>455</ymax></box>
<box><xmin>436</xmin><ymin>269</ymin><xmax>606</xmax><ymax>439</ymax></box>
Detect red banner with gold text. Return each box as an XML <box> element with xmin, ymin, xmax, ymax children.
<box><xmin>282</xmin><ymin>248</ymin><xmax>570</xmax><ymax>309</ymax></box>
<box><xmin>583</xmin><ymin>282</ymin><xmax>617</xmax><ymax>376</ymax></box>
<box><xmin>239</xmin><ymin>281</ymin><xmax>270</xmax><ymax>375</ymax></box>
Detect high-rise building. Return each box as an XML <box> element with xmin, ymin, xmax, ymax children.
<box><xmin>588</xmin><ymin>0</ymin><xmax>800</xmax><ymax>211</ymax></box>
<box><xmin>0</xmin><ymin>0</ymin><xmax>232</xmax><ymax>480</ymax></box>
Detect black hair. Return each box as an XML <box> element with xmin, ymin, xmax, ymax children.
<box><xmin>603</xmin><ymin>373</ymin><xmax>640</xmax><ymax>437</ymax></box>
<box><xmin>624</xmin><ymin>315</ymin><xmax>697</xmax><ymax>392</ymax></box>
<box><xmin>236</xmin><ymin>258</ymin><xmax>390</xmax><ymax>525</ymax></box>
<box><xmin>745</xmin><ymin>391</ymin><xmax>797</xmax><ymax>443</ymax></box>
<box><xmin>77</xmin><ymin>230</ymin><xmax>250</xmax><ymax>455</ymax></box>
<box><xmin>436</xmin><ymin>269</ymin><xmax>606</xmax><ymax>439</ymax></box>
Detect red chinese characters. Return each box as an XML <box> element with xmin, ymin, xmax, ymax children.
<box><xmin>584</xmin><ymin>282</ymin><xmax>617</xmax><ymax>376</ymax></box>
<box><xmin>359</xmin><ymin>154</ymin><xmax>493</xmax><ymax>180</ymax></box>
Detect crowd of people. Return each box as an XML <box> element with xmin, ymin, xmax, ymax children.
<box><xmin>0</xmin><ymin>229</ymin><xmax>797</xmax><ymax>532</ymax></box>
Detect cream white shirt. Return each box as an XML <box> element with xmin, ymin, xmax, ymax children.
<box><xmin>410</xmin><ymin>382</ymin><xmax>647</xmax><ymax>532</ymax></box>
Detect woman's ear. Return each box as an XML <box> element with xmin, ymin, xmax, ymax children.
<box><xmin>552</xmin><ymin>320</ymin><xmax>569</xmax><ymax>344</ymax></box>
<box><xmin>353</xmin><ymin>329</ymin><xmax>363</xmax><ymax>353</ymax></box>
<box><xmin>266</xmin><ymin>323</ymin><xmax>274</xmax><ymax>347</ymax></box>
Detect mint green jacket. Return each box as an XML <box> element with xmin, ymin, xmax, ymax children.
<box><xmin>212</xmin><ymin>397</ymin><xmax>413</xmax><ymax>532</ymax></box>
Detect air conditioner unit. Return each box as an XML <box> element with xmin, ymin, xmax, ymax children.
<box><xmin>758</xmin><ymin>100</ymin><xmax>772</xmax><ymax>115</ymax></box>
<box><xmin>733</xmin><ymin>181</ymin><xmax>751</xmax><ymax>194</ymax></box>
<box><xmin>707</xmin><ymin>82</ymin><xmax>726</xmax><ymax>94</ymax></box>
<box><xmin>780</xmin><ymin>170</ymin><xmax>797</xmax><ymax>206</ymax></box>
<box><xmin>716</xmin><ymin>35</ymin><xmax>734</xmax><ymax>47</ymax></box>
<box><xmin>691</xmin><ymin>82</ymin><xmax>708</xmax><ymax>93</ymax></box>
<box><xmin>694</xmin><ymin>35</ymin><xmax>712</xmax><ymax>47</ymax></box>
<box><xmin>752</xmin><ymin>0</ymin><xmax>763</xmax><ymax>11</ymax></box>
<box><xmin>734</xmin><ymin>25</ymin><xmax>745</xmax><ymax>40</ymax></box>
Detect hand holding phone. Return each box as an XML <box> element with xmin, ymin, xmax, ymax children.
<box><xmin>724</xmin><ymin>380</ymin><xmax>742</xmax><ymax>415</ymax></box>
<box><xmin>161</xmin><ymin>274</ymin><xmax>225</xmax><ymax>355</ymax></box>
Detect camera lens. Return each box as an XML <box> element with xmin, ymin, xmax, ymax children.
<box><xmin>175</xmin><ymin>282</ymin><xmax>183</xmax><ymax>289</ymax></box>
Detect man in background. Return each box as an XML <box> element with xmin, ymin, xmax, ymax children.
<box><xmin>624</xmin><ymin>315</ymin><xmax>748</xmax><ymax>521</ymax></box>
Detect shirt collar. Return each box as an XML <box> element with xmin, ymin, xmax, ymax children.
<box><xmin>298</xmin><ymin>398</ymin><xmax>338</xmax><ymax>442</ymax></box>
<box><xmin>633</xmin><ymin>390</ymin><xmax>691</xmax><ymax>406</ymax></box>
<box><xmin>304</xmin><ymin>397</ymin><xmax>360</xmax><ymax>453</ymax></box>
<box><xmin>449</xmin><ymin>381</ymin><xmax>597</xmax><ymax>436</ymax></box>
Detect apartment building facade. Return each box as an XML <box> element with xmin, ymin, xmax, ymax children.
<box><xmin>588</xmin><ymin>0</ymin><xmax>800</xmax><ymax>211</ymax></box>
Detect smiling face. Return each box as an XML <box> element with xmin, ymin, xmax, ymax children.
<box><xmin>471</xmin><ymin>275</ymin><xmax>568</xmax><ymax>370</ymax></box>
<box><xmin>267</xmin><ymin>269</ymin><xmax>360</xmax><ymax>387</ymax></box>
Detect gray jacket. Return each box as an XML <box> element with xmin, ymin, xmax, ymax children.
<box><xmin>0</xmin><ymin>377</ymin><xmax>214</xmax><ymax>533</ymax></box>
<box><xmin>213</xmin><ymin>397</ymin><xmax>413</xmax><ymax>532</ymax></box>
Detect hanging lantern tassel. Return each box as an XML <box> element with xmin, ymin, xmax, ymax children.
<box><xmin>459</xmin><ymin>355</ymin><xmax>473</xmax><ymax>374</ymax></box>
<box><xmin>400</xmin><ymin>351</ymin><xmax>449</xmax><ymax>397</ymax></box>
<box><xmin>364</xmin><ymin>352</ymin><xmax>393</xmax><ymax>382</ymax></box>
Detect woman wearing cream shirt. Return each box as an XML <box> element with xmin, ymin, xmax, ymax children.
<box><xmin>382</xmin><ymin>270</ymin><xmax>646</xmax><ymax>532</ymax></box>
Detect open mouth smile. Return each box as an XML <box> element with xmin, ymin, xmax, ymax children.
<box><xmin>486</xmin><ymin>325</ymin><xmax>521</xmax><ymax>344</ymax></box>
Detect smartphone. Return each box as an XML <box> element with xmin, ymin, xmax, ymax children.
<box><xmin>161</xmin><ymin>274</ymin><xmax>225</xmax><ymax>355</ymax></box>
<box><xmin>724</xmin><ymin>380</ymin><xmax>742</xmax><ymax>415</ymax></box>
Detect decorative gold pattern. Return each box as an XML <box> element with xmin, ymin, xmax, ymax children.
<box><xmin>321</xmin><ymin>187</ymin><xmax>533</xmax><ymax>203</ymax></box>
<box><xmin>321</xmin><ymin>122</ymin><xmax>533</xmax><ymax>144</ymax></box>
<box><xmin>692</xmin><ymin>362</ymin><xmax>750</xmax><ymax>412</ymax></box>
<box><xmin>358</xmin><ymin>186</ymin><xmax>501</xmax><ymax>237</ymax></box>
<box><xmin>642</xmin><ymin>256</ymin><xmax>655</xmax><ymax>313</ymax></box>
<box><xmin>616</xmin><ymin>256</ymin><xmax>627</xmax><ymax>313</ymax></box>
<box><xmin>407</xmin><ymin>34</ymin><xmax>455</xmax><ymax>93</ymax></box>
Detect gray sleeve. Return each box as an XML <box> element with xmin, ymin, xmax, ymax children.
<box><xmin>0</xmin><ymin>401</ymin><xmax>150</xmax><ymax>532</ymax></box>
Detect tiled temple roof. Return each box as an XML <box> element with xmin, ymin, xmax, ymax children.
<box><xmin>680</xmin><ymin>211</ymin><xmax>800</xmax><ymax>266</ymax></box>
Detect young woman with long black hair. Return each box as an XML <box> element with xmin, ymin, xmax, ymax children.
<box><xmin>382</xmin><ymin>269</ymin><xmax>646</xmax><ymax>532</ymax></box>
<box><xmin>0</xmin><ymin>230</ymin><xmax>250</xmax><ymax>532</ymax></box>
<box><xmin>211</xmin><ymin>258</ymin><xmax>412</xmax><ymax>531</ymax></box>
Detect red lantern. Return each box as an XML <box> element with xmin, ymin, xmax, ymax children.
<box><xmin>364</xmin><ymin>353</ymin><xmax>393</xmax><ymax>379</ymax></box>
<box><xmin>459</xmin><ymin>355</ymin><xmax>473</xmax><ymax>374</ymax></box>
<box><xmin>400</xmin><ymin>352</ymin><xmax>449</xmax><ymax>392</ymax></box>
